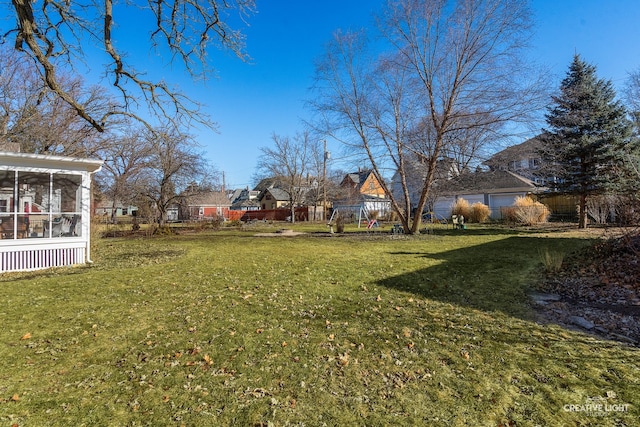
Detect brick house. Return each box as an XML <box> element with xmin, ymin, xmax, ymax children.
<box><xmin>187</xmin><ymin>191</ymin><xmax>232</xmax><ymax>220</ymax></box>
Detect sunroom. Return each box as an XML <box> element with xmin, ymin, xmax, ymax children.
<box><xmin>0</xmin><ymin>151</ymin><xmax>103</xmax><ymax>273</ymax></box>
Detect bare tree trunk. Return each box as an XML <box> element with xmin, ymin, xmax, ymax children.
<box><xmin>579</xmin><ymin>193</ymin><xmax>588</xmax><ymax>229</ymax></box>
<box><xmin>110</xmin><ymin>199</ymin><xmax>118</xmax><ymax>224</ymax></box>
<box><xmin>410</xmin><ymin>153</ymin><xmax>442</xmax><ymax>234</ymax></box>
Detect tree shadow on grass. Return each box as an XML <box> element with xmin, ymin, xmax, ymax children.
<box><xmin>425</xmin><ymin>223</ymin><xmax>582</xmax><ymax>237</ymax></box>
<box><xmin>377</xmin><ymin>236</ymin><xmax>593</xmax><ymax>319</ymax></box>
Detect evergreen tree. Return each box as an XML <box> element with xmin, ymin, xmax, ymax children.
<box><xmin>541</xmin><ymin>55</ymin><xmax>633</xmax><ymax>228</ymax></box>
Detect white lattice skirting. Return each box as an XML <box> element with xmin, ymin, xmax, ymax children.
<box><xmin>0</xmin><ymin>242</ymin><xmax>87</xmax><ymax>273</ymax></box>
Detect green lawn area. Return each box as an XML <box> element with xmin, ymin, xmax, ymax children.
<box><xmin>0</xmin><ymin>225</ymin><xmax>637</xmax><ymax>426</ymax></box>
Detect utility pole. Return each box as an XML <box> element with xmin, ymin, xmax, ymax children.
<box><xmin>323</xmin><ymin>140</ymin><xmax>330</xmax><ymax>221</ymax></box>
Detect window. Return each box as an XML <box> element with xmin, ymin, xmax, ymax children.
<box><xmin>528</xmin><ymin>158</ymin><xmax>541</xmax><ymax>169</ymax></box>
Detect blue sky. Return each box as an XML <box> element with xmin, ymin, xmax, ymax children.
<box><xmin>123</xmin><ymin>0</ymin><xmax>640</xmax><ymax>189</ymax></box>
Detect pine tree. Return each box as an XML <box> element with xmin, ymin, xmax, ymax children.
<box><xmin>541</xmin><ymin>55</ymin><xmax>633</xmax><ymax>228</ymax></box>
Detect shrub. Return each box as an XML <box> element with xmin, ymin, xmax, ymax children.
<box><xmin>586</xmin><ymin>195</ymin><xmax>614</xmax><ymax>224</ymax></box>
<box><xmin>154</xmin><ymin>225</ymin><xmax>175</xmax><ymax>235</ymax></box>
<box><xmin>539</xmin><ymin>248</ymin><xmax>565</xmax><ymax>273</ymax></box>
<box><xmin>451</xmin><ymin>198</ymin><xmax>472</xmax><ymax>220</ymax></box>
<box><xmin>615</xmin><ymin>195</ymin><xmax>640</xmax><ymax>225</ymax></box>
<box><xmin>511</xmin><ymin>196</ymin><xmax>550</xmax><ymax>225</ymax></box>
<box><xmin>502</xmin><ymin>206</ymin><xmax>517</xmax><ymax>223</ymax></box>
<box><xmin>469</xmin><ymin>202</ymin><xmax>491</xmax><ymax>223</ymax></box>
<box><xmin>451</xmin><ymin>199</ymin><xmax>490</xmax><ymax>223</ymax></box>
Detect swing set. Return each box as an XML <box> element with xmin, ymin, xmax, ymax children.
<box><xmin>328</xmin><ymin>205</ymin><xmax>375</xmax><ymax>229</ymax></box>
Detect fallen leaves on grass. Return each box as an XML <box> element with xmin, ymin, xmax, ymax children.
<box><xmin>337</xmin><ymin>352</ymin><xmax>350</xmax><ymax>366</ymax></box>
<box><xmin>537</xmin><ymin>230</ymin><xmax>640</xmax><ymax>343</ymax></box>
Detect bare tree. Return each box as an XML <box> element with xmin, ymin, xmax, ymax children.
<box><xmin>96</xmin><ymin>123</ymin><xmax>154</xmax><ymax>223</ymax></box>
<box><xmin>306</xmin><ymin>138</ymin><xmax>330</xmax><ymax>221</ymax></box>
<box><xmin>3</xmin><ymin>0</ymin><xmax>255</xmax><ymax>131</ymax></box>
<box><xmin>312</xmin><ymin>0</ymin><xmax>547</xmax><ymax>234</ymax></box>
<box><xmin>256</xmin><ymin>131</ymin><xmax>322</xmax><ymax>223</ymax></box>
<box><xmin>0</xmin><ymin>46</ymin><xmax>108</xmax><ymax>155</ymax></box>
<box><xmin>137</xmin><ymin>126</ymin><xmax>217</xmax><ymax>226</ymax></box>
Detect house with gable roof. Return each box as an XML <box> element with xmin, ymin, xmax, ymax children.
<box><xmin>340</xmin><ymin>169</ymin><xmax>387</xmax><ymax>200</ymax></box>
<box><xmin>336</xmin><ymin>169</ymin><xmax>391</xmax><ymax>219</ymax></box>
<box><xmin>482</xmin><ymin>136</ymin><xmax>579</xmax><ymax>219</ymax></box>
<box><xmin>187</xmin><ymin>191</ymin><xmax>232</xmax><ymax>220</ymax></box>
<box><xmin>229</xmin><ymin>187</ymin><xmax>260</xmax><ymax>211</ymax></box>
<box><xmin>254</xmin><ymin>175</ymin><xmax>323</xmax><ymax>211</ymax></box>
<box><xmin>385</xmin><ymin>151</ymin><xmax>542</xmax><ymax>220</ymax></box>
<box><xmin>258</xmin><ymin>187</ymin><xmax>291</xmax><ymax>210</ymax></box>
<box><xmin>483</xmin><ymin>136</ymin><xmax>550</xmax><ymax>184</ymax></box>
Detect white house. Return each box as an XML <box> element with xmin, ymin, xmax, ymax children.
<box><xmin>94</xmin><ymin>199</ymin><xmax>138</xmax><ymax>219</ymax></box>
<box><xmin>0</xmin><ymin>151</ymin><xmax>103</xmax><ymax>273</ymax></box>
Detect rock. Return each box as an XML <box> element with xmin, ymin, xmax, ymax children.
<box><xmin>610</xmin><ymin>333</ymin><xmax>637</xmax><ymax>345</ymax></box>
<box><xmin>530</xmin><ymin>293</ymin><xmax>562</xmax><ymax>306</ymax></box>
<box><xmin>570</xmin><ymin>316</ymin><xmax>595</xmax><ymax>330</ymax></box>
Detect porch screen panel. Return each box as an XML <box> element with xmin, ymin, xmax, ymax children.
<box><xmin>53</xmin><ymin>174</ymin><xmax>82</xmax><ymax>237</ymax></box>
<box><xmin>18</xmin><ymin>172</ymin><xmax>50</xmax><ymax>239</ymax></box>
<box><xmin>0</xmin><ymin>170</ymin><xmax>16</xmax><ymax>239</ymax></box>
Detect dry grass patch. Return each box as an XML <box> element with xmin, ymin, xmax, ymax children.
<box><xmin>505</xmin><ymin>196</ymin><xmax>551</xmax><ymax>225</ymax></box>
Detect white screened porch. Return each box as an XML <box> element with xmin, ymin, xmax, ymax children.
<box><xmin>0</xmin><ymin>151</ymin><xmax>102</xmax><ymax>273</ymax></box>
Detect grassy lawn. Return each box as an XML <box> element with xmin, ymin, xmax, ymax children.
<box><xmin>0</xmin><ymin>224</ymin><xmax>637</xmax><ymax>426</ymax></box>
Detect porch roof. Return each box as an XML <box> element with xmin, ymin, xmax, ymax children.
<box><xmin>0</xmin><ymin>151</ymin><xmax>103</xmax><ymax>173</ymax></box>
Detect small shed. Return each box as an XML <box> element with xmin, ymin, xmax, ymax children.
<box><xmin>0</xmin><ymin>151</ymin><xmax>103</xmax><ymax>273</ymax></box>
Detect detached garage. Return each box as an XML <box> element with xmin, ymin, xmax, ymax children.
<box><xmin>433</xmin><ymin>170</ymin><xmax>542</xmax><ymax>220</ymax></box>
<box><xmin>0</xmin><ymin>151</ymin><xmax>102</xmax><ymax>273</ymax></box>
